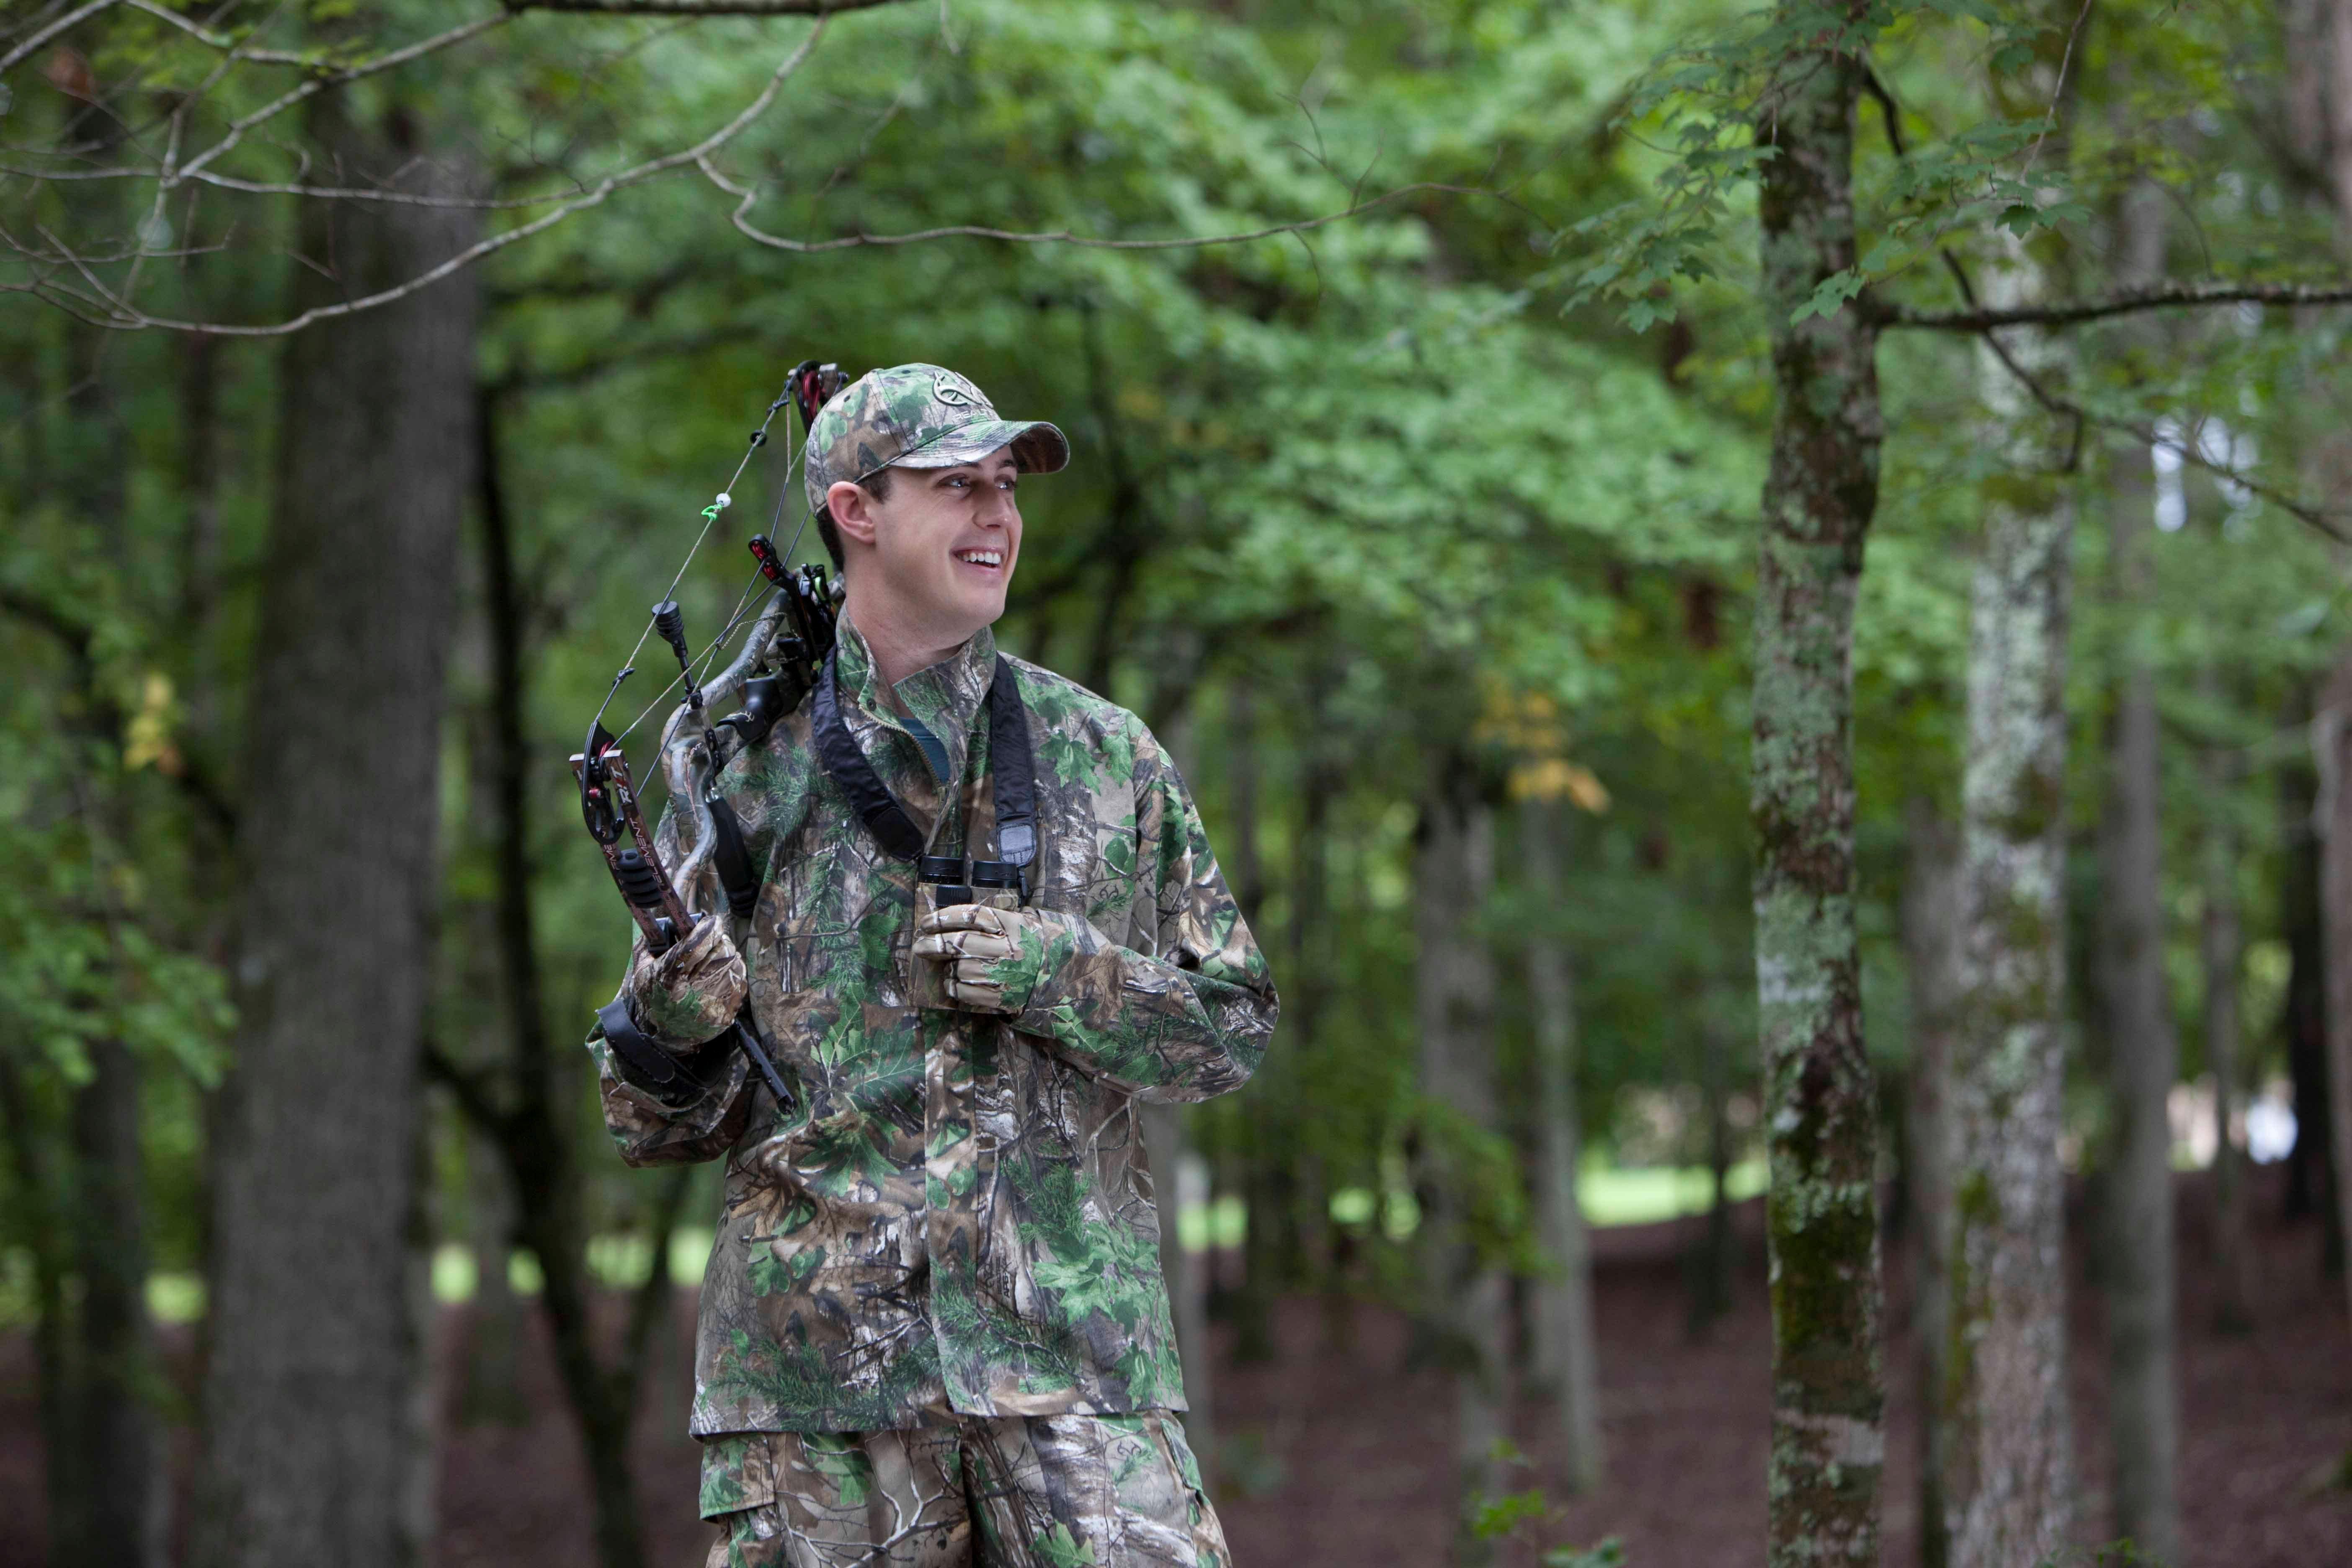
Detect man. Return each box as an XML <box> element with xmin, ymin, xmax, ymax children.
<box><xmin>591</xmin><ymin>363</ymin><xmax>1276</xmax><ymax>1567</ymax></box>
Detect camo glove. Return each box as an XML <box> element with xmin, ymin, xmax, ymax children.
<box><xmin>911</xmin><ymin>901</ymin><xmax>1085</xmax><ymax>1015</ymax></box>
<box><xmin>624</xmin><ymin>916</ymin><xmax>748</xmax><ymax>1050</ymax></box>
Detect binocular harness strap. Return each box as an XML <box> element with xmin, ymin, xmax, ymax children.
<box><xmin>811</xmin><ymin>650</ymin><xmax>1038</xmax><ymax>878</ymax></box>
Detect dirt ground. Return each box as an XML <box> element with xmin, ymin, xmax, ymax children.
<box><xmin>2</xmin><ymin>1167</ymin><xmax>2345</xmax><ymax>1568</ymax></box>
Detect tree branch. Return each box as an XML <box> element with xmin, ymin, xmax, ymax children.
<box><xmin>15</xmin><ymin>19</ymin><xmax>830</xmax><ymax>334</ymax></box>
<box><xmin>699</xmin><ymin>162</ymin><xmax>1496</xmax><ymax>253</ymax></box>
<box><xmin>1957</xmin><ymin>339</ymin><xmax>2352</xmax><ymax>544</ymax></box>
<box><xmin>504</xmin><ymin>0</ymin><xmax>904</xmax><ymax>12</ymax></box>
<box><xmin>0</xmin><ymin>0</ymin><xmax>121</xmax><ymax>79</ymax></box>
<box><xmin>1879</xmin><ymin>279</ymin><xmax>2352</xmax><ymax>331</ymax></box>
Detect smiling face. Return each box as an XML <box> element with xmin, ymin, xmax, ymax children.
<box><xmin>827</xmin><ymin>447</ymin><xmax>1024</xmax><ymax>666</ymax></box>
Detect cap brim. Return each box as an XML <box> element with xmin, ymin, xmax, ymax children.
<box><xmin>891</xmin><ymin>419</ymin><xmax>1069</xmax><ymax>475</ymax></box>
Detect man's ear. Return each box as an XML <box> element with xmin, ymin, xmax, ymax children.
<box><xmin>827</xmin><ymin>480</ymin><xmax>880</xmax><ymax>550</ymax></box>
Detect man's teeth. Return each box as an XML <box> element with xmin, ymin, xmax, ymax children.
<box><xmin>955</xmin><ymin>549</ymin><xmax>1003</xmax><ymax>567</ymax></box>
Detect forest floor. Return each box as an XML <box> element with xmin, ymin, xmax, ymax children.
<box><xmin>1</xmin><ymin>1166</ymin><xmax>2346</xmax><ymax>1568</ymax></box>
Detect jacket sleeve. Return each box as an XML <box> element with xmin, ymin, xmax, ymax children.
<box><xmin>588</xmin><ymin>1021</ymin><xmax>755</xmax><ymax>1167</ymax></box>
<box><xmin>589</xmin><ymin>751</ymin><xmax>779</xmax><ymax>1163</ymax></box>
<box><xmin>1006</xmin><ymin>734</ymin><xmax>1277</xmax><ymax>1103</ymax></box>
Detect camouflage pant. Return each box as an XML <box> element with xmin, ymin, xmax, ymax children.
<box><xmin>699</xmin><ymin>1412</ymin><xmax>1230</xmax><ymax>1568</ymax></box>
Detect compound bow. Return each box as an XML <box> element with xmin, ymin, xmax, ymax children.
<box><xmin>571</xmin><ymin>359</ymin><xmax>854</xmax><ymax>1105</ymax></box>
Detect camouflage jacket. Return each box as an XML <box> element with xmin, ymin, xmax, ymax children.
<box><xmin>589</xmin><ymin>616</ymin><xmax>1275</xmax><ymax>1435</ymax></box>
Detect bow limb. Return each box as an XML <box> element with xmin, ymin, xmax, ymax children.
<box><xmin>658</xmin><ymin>720</ymin><xmax>722</xmax><ymax>921</ymax></box>
<box><xmin>699</xmin><ymin>590</ymin><xmax>791</xmax><ymax>717</ymax></box>
<box><xmin>654</xmin><ymin>590</ymin><xmax>793</xmax><ymax>913</ymax></box>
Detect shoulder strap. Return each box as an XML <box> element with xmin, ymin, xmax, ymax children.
<box><xmin>812</xmin><ymin>652</ymin><xmax>927</xmax><ymax>860</ymax></box>
<box><xmin>706</xmin><ymin>790</ymin><xmax>762</xmax><ymax>920</ymax></box>
<box><xmin>988</xmin><ymin>656</ymin><xmax>1037</xmax><ymax>869</ymax></box>
<box><xmin>812</xmin><ymin>649</ymin><xmax>1037</xmax><ymax>870</ymax></box>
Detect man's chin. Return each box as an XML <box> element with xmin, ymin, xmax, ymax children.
<box><xmin>958</xmin><ymin>587</ymin><xmax>1011</xmax><ymax>630</ymax></box>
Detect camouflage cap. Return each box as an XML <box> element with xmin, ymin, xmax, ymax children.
<box><xmin>803</xmin><ymin>363</ymin><xmax>1070</xmax><ymax>513</ymax></box>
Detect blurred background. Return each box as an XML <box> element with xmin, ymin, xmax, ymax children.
<box><xmin>4</xmin><ymin>0</ymin><xmax>2351</xmax><ymax>1565</ymax></box>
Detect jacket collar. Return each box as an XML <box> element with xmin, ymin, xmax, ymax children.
<box><xmin>833</xmin><ymin>611</ymin><xmax>998</xmax><ymax>782</ymax></box>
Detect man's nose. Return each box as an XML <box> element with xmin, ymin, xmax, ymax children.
<box><xmin>977</xmin><ymin>487</ymin><xmax>1019</xmax><ymax>528</ymax></box>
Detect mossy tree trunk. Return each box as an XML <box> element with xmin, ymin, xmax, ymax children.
<box><xmin>1749</xmin><ymin>17</ymin><xmax>1885</xmax><ymax>1566</ymax></box>
<box><xmin>1940</xmin><ymin>247</ymin><xmax>2078</xmax><ymax>1568</ymax></box>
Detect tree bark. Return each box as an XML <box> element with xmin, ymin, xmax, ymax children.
<box><xmin>1140</xmin><ymin>709</ymin><xmax>1216</xmax><ymax>1473</ymax></box>
<box><xmin>1220</xmin><ymin>683</ymin><xmax>1281</xmax><ymax>1364</ymax></box>
<box><xmin>2198</xmin><ymin>678</ymin><xmax>2253</xmax><ymax>1333</ymax></box>
<box><xmin>2320</xmin><ymin>654</ymin><xmax>2352</xmax><ymax>1357</ymax></box>
<box><xmin>1688</xmin><ymin>1019</ymin><xmax>1738</xmax><ymax>1340</ymax></box>
<box><xmin>1142</xmin><ymin>1101</ymin><xmax>1215</xmax><ymax>1471</ymax></box>
<box><xmin>1519</xmin><ymin>797</ymin><xmax>1603</xmax><ymax>1494</ymax></box>
<box><xmin>70</xmin><ymin>1038</ymin><xmax>167</xmax><ymax>1568</ymax></box>
<box><xmin>2095</xmin><ymin>173</ymin><xmax>2181</xmax><ymax>1568</ymax></box>
<box><xmin>2099</xmin><ymin>477</ymin><xmax>2182</xmax><ymax>1565</ymax></box>
<box><xmin>426</xmin><ymin>382</ymin><xmax>663</xmax><ymax>1568</ymax></box>
<box><xmin>2271</xmin><ymin>684</ymin><xmax>2335</xmax><ymax>1239</ymax></box>
<box><xmin>1416</xmin><ymin>752</ymin><xmax>1507</xmax><ymax>1561</ymax></box>
<box><xmin>1749</xmin><ymin>16</ymin><xmax>1885</xmax><ymax>1566</ymax></box>
<box><xmin>1901</xmin><ymin>801</ymin><xmax>1962</xmax><ymax>1568</ymax></box>
<box><xmin>1941</xmin><ymin>252</ymin><xmax>2078</xmax><ymax>1568</ymax></box>
<box><xmin>190</xmin><ymin>113</ymin><xmax>478</xmax><ymax>1568</ymax></box>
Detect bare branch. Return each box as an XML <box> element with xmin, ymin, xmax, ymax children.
<box><xmin>1880</xmin><ymin>279</ymin><xmax>2352</xmax><ymax>331</ymax></box>
<box><xmin>29</xmin><ymin>18</ymin><xmax>831</xmax><ymax>333</ymax></box>
<box><xmin>1965</xmin><ymin>323</ymin><xmax>2352</xmax><ymax>544</ymax></box>
<box><xmin>170</xmin><ymin>12</ymin><xmax>517</xmax><ymax>186</ymax></box>
<box><xmin>505</xmin><ymin>0</ymin><xmax>905</xmax><ymax>14</ymax></box>
<box><xmin>699</xmin><ymin>161</ymin><xmax>1485</xmax><ymax>253</ymax></box>
<box><xmin>3</xmin><ymin>158</ymin><xmax>614</xmax><ymax>210</ymax></box>
<box><xmin>0</xmin><ymin>0</ymin><xmax>122</xmax><ymax>77</ymax></box>
<box><xmin>118</xmin><ymin>0</ymin><xmax>312</xmax><ymax>66</ymax></box>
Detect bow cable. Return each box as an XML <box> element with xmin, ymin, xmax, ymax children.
<box><xmin>589</xmin><ymin>382</ymin><xmax>800</xmax><ymax>738</ymax></box>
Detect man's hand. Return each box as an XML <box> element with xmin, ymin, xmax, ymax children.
<box><xmin>627</xmin><ymin>915</ymin><xmax>747</xmax><ymax>1048</ymax></box>
<box><xmin>912</xmin><ymin>901</ymin><xmax>1063</xmax><ymax>1015</ymax></box>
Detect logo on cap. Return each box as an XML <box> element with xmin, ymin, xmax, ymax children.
<box><xmin>933</xmin><ymin>372</ymin><xmax>980</xmax><ymax>409</ymax></box>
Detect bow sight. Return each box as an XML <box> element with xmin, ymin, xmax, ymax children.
<box><xmin>570</xmin><ymin>359</ymin><xmax>853</xmax><ymax>1106</ymax></box>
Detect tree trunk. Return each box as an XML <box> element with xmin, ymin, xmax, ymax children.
<box><xmin>1941</xmin><ymin>252</ymin><xmax>2079</xmax><ymax>1567</ymax></box>
<box><xmin>1901</xmin><ymin>801</ymin><xmax>1962</xmax><ymax>1568</ymax></box>
<box><xmin>0</xmin><ymin>1050</ymin><xmax>80</xmax><ymax>1568</ymax></box>
<box><xmin>1221</xmin><ymin>684</ymin><xmax>1280</xmax><ymax>1364</ymax></box>
<box><xmin>1416</xmin><ymin>753</ymin><xmax>1507</xmax><ymax>1560</ymax></box>
<box><xmin>2320</xmin><ymin>655</ymin><xmax>2352</xmax><ymax>1356</ymax></box>
<box><xmin>1749</xmin><ymin>16</ymin><xmax>1885</xmax><ymax>1567</ymax></box>
<box><xmin>2278</xmin><ymin>686</ymin><xmax>2337</xmax><ymax>1235</ymax></box>
<box><xmin>459</xmin><ymin>1125</ymin><xmax>529</xmax><ymax>1426</ymax></box>
<box><xmin>2198</xmin><ymin>680</ymin><xmax>2253</xmax><ymax>1334</ymax></box>
<box><xmin>2095</xmin><ymin>173</ymin><xmax>2181</xmax><ymax>1568</ymax></box>
<box><xmin>432</xmin><ymin>382</ymin><xmax>659</xmax><ymax>1568</ymax></box>
<box><xmin>190</xmin><ymin>116</ymin><xmax>478</xmax><ymax>1568</ymax></box>
<box><xmin>1142</xmin><ymin>1102</ymin><xmax>1215</xmax><ymax>1472</ymax></box>
<box><xmin>1687</xmin><ymin>1016</ymin><xmax>1738</xmax><ymax>1338</ymax></box>
<box><xmin>70</xmin><ymin>1038</ymin><xmax>167</xmax><ymax>1568</ymax></box>
<box><xmin>1519</xmin><ymin>797</ymin><xmax>1602</xmax><ymax>1494</ymax></box>
<box><xmin>1145</xmin><ymin>719</ymin><xmax>1217</xmax><ymax>1469</ymax></box>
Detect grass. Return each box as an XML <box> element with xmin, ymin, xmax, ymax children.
<box><xmin>117</xmin><ymin>1160</ymin><xmax>1771</xmax><ymax>1323</ymax></box>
